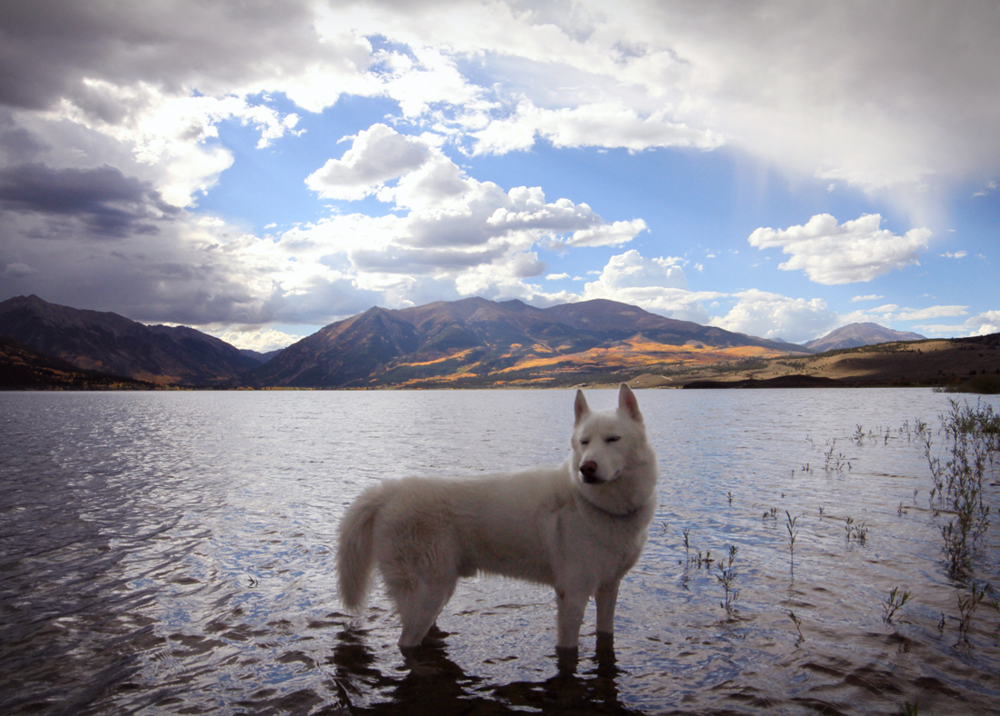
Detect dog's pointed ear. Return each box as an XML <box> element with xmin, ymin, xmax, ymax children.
<box><xmin>618</xmin><ymin>383</ymin><xmax>643</xmax><ymax>423</ymax></box>
<box><xmin>574</xmin><ymin>389</ymin><xmax>590</xmax><ymax>425</ymax></box>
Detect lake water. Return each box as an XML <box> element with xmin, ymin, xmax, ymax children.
<box><xmin>1</xmin><ymin>388</ymin><xmax>999</xmax><ymax>715</ymax></box>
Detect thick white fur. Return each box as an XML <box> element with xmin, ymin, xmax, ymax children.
<box><xmin>336</xmin><ymin>384</ymin><xmax>658</xmax><ymax>651</ymax></box>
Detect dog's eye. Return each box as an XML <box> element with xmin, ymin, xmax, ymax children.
<box><xmin>605</xmin><ymin>436</ymin><xmax>621</xmax><ymax>443</ymax></box>
<box><xmin>580</xmin><ymin>438</ymin><xmax>590</xmax><ymax>446</ymax></box>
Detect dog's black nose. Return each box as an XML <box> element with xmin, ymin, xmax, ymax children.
<box><xmin>580</xmin><ymin>460</ymin><xmax>599</xmax><ymax>483</ymax></box>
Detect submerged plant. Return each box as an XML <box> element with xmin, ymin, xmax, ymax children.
<box><xmin>785</xmin><ymin>511</ymin><xmax>800</xmax><ymax>576</ymax></box>
<box><xmin>957</xmin><ymin>582</ymin><xmax>991</xmax><ymax>644</ymax></box>
<box><xmin>822</xmin><ymin>438</ymin><xmax>851</xmax><ymax>472</ymax></box>
<box><xmin>845</xmin><ymin>517</ymin><xmax>869</xmax><ymax>545</ymax></box>
<box><xmin>824</xmin><ymin>439</ymin><xmax>838</xmax><ymax>471</ymax></box>
<box><xmin>789</xmin><ymin>610</ymin><xmax>804</xmax><ymax>643</ymax></box>
<box><xmin>785</xmin><ymin>511</ymin><xmax>799</xmax><ymax>552</ymax></box>
<box><xmin>883</xmin><ymin>586</ymin><xmax>912</xmax><ymax>624</ymax></box>
<box><xmin>716</xmin><ymin>545</ymin><xmax>740</xmax><ymax>619</ymax></box>
<box><xmin>926</xmin><ymin>400</ymin><xmax>998</xmax><ymax>579</ymax></box>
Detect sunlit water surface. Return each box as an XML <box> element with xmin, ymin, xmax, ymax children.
<box><xmin>1</xmin><ymin>388</ymin><xmax>999</xmax><ymax>715</ymax></box>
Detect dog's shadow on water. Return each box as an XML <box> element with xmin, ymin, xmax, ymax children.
<box><xmin>328</xmin><ymin>627</ymin><xmax>641</xmax><ymax>715</ymax></box>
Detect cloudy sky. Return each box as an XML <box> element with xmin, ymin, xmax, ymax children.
<box><xmin>1</xmin><ymin>0</ymin><xmax>998</xmax><ymax>350</ymax></box>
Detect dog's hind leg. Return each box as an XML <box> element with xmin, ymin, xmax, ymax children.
<box><xmin>389</xmin><ymin>577</ymin><xmax>456</xmax><ymax>648</ymax></box>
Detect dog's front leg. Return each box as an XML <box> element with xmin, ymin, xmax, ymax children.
<box><xmin>595</xmin><ymin>580</ymin><xmax>620</xmax><ymax>636</ymax></box>
<box><xmin>555</xmin><ymin>587</ymin><xmax>588</xmax><ymax>650</ymax></box>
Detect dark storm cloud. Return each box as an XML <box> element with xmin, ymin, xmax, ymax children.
<box><xmin>0</xmin><ymin>220</ymin><xmax>267</xmax><ymax>326</ymax></box>
<box><xmin>0</xmin><ymin>164</ymin><xmax>179</xmax><ymax>237</ymax></box>
<box><xmin>0</xmin><ymin>111</ymin><xmax>48</xmax><ymax>162</ymax></box>
<box><xmin>0</xmin><ymin>0</ymin><xmax>336</xmax><ymax>111</ymax></box>
<box><xmin>0</xmin><ymin>1</ymin><xmax>137</xmax><ymax>110</ymax></box>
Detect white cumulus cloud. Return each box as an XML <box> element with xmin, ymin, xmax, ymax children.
<box><xmin>748</xmin><ymin>213</ymin><xmax>931</xmax><ymax>285</ymax></box>
<box><xmin>582</xmin><ymin>250</ymin><xmax>720</xmax><ymax>323</ymax></box>
<box><xmin>211</xmin><ymin>326</ymin><xmax>306</xmax><ymax>353</ymax></box>
<box><xmin>283</xmin><ymin>144</ymin><xmax>649</xmax><ymax>307</ymax></box>
<box><xmin>709</xmin><ymin>289</ymin><xmax>839</xmax><ymax>343</ymax></box>
<box><xmin>964</xmin><ymin>311</ymin><xmax>1000</xmax><ymax>336</ymax></box>
<box><xmin>305</xmin><ymin>123</ymin><xmax>431</xmax><ymax>201</ymax></box>
<box><xmin>896</xmin><ymin>305</ymin><xmax>969</xmax><ymax>321</ymax></box>
<box><xmin>471</xmin><ymin>100</ymin><xmax>721</xmax><ymax>156</ymax></box>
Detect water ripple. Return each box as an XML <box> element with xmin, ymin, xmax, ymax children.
<box><xmin>1</xmin><ymin>389</ymin><xmax>999</xmax><ymax>715</ymax></box>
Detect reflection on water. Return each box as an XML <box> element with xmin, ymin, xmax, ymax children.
<box><xmin>1</xmin><ymin>388</ymin><xmax>999</xmax><ymax>715</ymax></box>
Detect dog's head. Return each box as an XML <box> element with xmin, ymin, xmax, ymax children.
<box><xmin>571</xmin><ymin>383</ymin><xmax>650</xmax><ymax>487</ymax></box>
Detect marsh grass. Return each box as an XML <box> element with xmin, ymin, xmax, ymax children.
<box><xmin>844</xmin><ymin>516</ymin><xmax>868</xmax><ymax>545</ymax></box>
<box><xmin>882</xmin><ymin>587</ymin><xmax>912</xmax><ymax>624</ymax></box>
<box><xmin>785</xmin><ymin>511</ymin><xmax>800</xmax><ymax>576</ymax></box>
<box><xmin>785</xmin><ymin>511</ymin><xmax>799</xmax><ymax>552</ymax></box>
<box><xmin>684</xmin><ymin>401</ymin><xmax>995</xmax><ymax>664</ymax></box>
<box><xmin>923</xmin><ymin>400</ymin><xmax>998</xmax><ymax>579</ymax></box>
<box><xmin>956</xmin><ymin>582</ymin><xmax>991</xmax><ymax>644</ymax></box>
<box><xmin>852</xmin><ymin>424</ymin><xmax>893</xmax><ymax>446</ymax></box>
<box><xmin>823</xmin><ymin>439</ymin><xmax>850</xmax><ymax>472</ymax></box>
<box><xmin>788</xmin><ymin>610</ymin><xmax>804</xmax><ymax>643</ymax></box>
<box><xmin>716</xmin><ymin>545</ymin><xmax>740</xmax><ymax>619</ymax></box>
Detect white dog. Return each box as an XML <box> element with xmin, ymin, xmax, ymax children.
<box><xmin>336</xmin><ymin>384</ymin><xmax>658</xmax><ymax>652</ymax></box>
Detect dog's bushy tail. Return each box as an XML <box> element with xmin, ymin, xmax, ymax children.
<box><xmin>337</xmin><ymin>485</ymin><xmax>383</xmax><ymax>613</ymax></box>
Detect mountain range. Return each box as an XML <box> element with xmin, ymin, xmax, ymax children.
<box><xmin>0</xmin><ymin>295</ymin><xmax>262</xmax><ymax>386</ymax></box>
<box><xmin>1</xmin><ymin>294</ymin><xmax>806</xmax><ymax>388</ymax></box>
<box><xmin>247</xmin><ymin>297</ymin><xmax>802</xmax><ymax>388</ymax></box>
<box><xmin>0</xmin><ymin>294</ymin><xmax>971</xmax><ymax>390</ymax></box>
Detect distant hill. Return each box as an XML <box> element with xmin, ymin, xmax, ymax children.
<box><xmin>0</xmin><ymin>295</ymin><xmax>260</xmax><ymax>386</ymax></box>
<box><xmin>248</xmin><ymin>297</ymin><xmax>805</xmax><ymax>388</ymax></box>
<box><xmin>240</xmin><ymin>348</ymin><xmax>283</xmax><ymax>364</ymax></box>
<box><xmin>0</xmin><ymin>335</ymin><xmax>154</xmax><ymax>389</ymax></box>
<box><xmin>805</xmin><ymin>323</ymin><xmax>925</xmax><ymax>352</ymax></box>
<box><xmin>669</xmin><ymin>333</ymin><xmax>1000</xmax><ymax>392</ymax></box>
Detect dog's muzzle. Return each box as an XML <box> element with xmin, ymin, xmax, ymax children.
<box><xmin>580</xmin><ymin>460</ymin><xmax>602</xmax><ymax>484</ymax></box>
